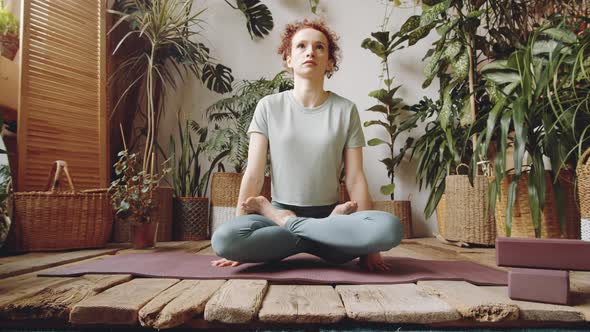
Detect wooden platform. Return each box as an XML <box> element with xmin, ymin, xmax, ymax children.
<box><xmin>0</xmin><ymin>238</ymin><xmax>589</xmax><ymax>330</ymax></box>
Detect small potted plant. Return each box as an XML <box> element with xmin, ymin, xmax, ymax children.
<box><xmin>108</xmin><ymin>136</ymin><xmax>170</xmax><ymax>249</ymax></box>
<box><xmin>361</xmin><ymin>29</ymin><xmax>414</xmax><ymax>238</ymax></box>
<box><xmin>169</xmin><ymin>110</ymin><xmax>224</xmax><ymax>240</ymax></box>
<box><xmin>0</xmin><ymin>0</ymin><xmax>19</xmax><ymax>61</ymax></box>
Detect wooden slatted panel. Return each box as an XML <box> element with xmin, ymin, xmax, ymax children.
<box><xmin>17</xmin><ymin>0</ymin><xmax>108</xmax><ymax>191</ymax></box>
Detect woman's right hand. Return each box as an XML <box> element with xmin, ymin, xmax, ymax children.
<box><xmin>211</xmin><ymin>258</ymin><xmax>243</xmax><ymax>267</ymax></box>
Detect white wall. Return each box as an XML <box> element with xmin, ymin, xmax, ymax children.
<box><xmin>157</xmin><ymin>0</ymin><xmax>441</xmax><ymax>237</ymax></box>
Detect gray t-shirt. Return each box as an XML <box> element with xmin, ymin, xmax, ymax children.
<box><xmin>247</xmin><ymin>89</ymin><xmax>366</xmax><ymax>206</ymax></box>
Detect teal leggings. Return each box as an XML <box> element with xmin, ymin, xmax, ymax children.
<box><xmin>211</xmin><ymin>201</ymin><xmax>403</xmax><ymax>264</ymax></box>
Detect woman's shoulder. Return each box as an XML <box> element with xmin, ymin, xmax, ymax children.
<box><xmin>259</xmin><ymin>90</ymin><xmax>290</xmax><ymax>106</ymax></box>
<box><xmin>329</xmin><ymin>91</ymin><xmax>357</xmax><ymax>112</ymax></box>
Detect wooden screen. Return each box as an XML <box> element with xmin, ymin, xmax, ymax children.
<box><xmin>17</xmin><ymin>0</ymin><xmax>108</xmax><ymax>191</ymax></box>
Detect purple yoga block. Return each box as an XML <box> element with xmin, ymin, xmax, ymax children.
<box><xmin>496</xmin><ymin>237</ymin><xmax>590</xmax><ymax>271</ymax></box>
<box><xmin>509</xmin><ymin>268</ymin><xmax>570</xmax><ymax>305</ymax></box>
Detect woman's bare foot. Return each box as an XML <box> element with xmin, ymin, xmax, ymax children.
<box><xmin>330</xmin><ymin>201</ymin><xmax>358</xmax><ymax>216</ymax></box>
<box><xmin>211</xmin><ymin>258</ymin><xmax>243</xmax><ymax>267</ymax></box>
<box><xmin>242</xmin><ymin>196</ymin><xmax>296</xmax><ymax>227</ymax></box>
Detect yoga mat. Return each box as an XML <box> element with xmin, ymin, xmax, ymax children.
<box><xmin>38</xmin><ymin>252</ymin><xmax>507</xmax><ymax>286</ymax></box>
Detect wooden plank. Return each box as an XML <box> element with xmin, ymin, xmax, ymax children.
<box><xmin>204</xmin><ymin>279</ymin><xmax>267</xmax><ymax>324</ymax></box>
<box><xmin>139</xmin><ymin>279</ymin><xmax>225</xmax><ymax>329</ymax></box>
<box><xmin>483</xmin><ymin>286</ymin><xmax>585</xmax><ymax>321</ymax></box>
<box><xmin>2</xmin><ymin>274</ymin><xmax>132</xmax><ymax>320</ymax></box>
<box><xmin>258</xmin><ymin>285</ymin><xmax>346</xmax><ymax>323</ymax></box>
<box><xmin>336</xmin><ymin>283</ymin><xmax>461</xmax><ymax>324</ymax></box>
<box><xmin>418</xmin><ymin>281</ymin><xmax>519</xmax><ymax>322</ymax></box>
<box><xmin>69</xmin><ymin>278</ymin><xmax>178</xmax><ymax>325</ymax></box>
<box><xmin>0</xmin><ymin>247</ymin><xmax>121</xmax><ymax>279</ymax></box>
<box><xmin>571</xmin><ymin>273</ymin><xmax>590</xmax><ymax>321</ymax></box>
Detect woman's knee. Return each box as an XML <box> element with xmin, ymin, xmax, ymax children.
<box><xmin>210</xmin><ymin>215</ymin><xmax>263</xmax><ymax>258</ymax></box>
<box><xmin>369</xmin><ymin>212</ymin><xmax>403</xmax><ymax>251</ymax></box>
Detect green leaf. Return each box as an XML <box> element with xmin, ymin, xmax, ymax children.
<box><xmin>365</xmin><ymin>104</ymin><xmax>388</xmax><ymax>114</ymax></box>
<box><xmin>541</xmin><ymin>27</ymin><xmax>577</xmax><ymax>44</ymax></box>
<box><xmin>420</xmin><ymin>0</ymin><xmax>449</xmax><ymax>27</ymax></box>
<box><xmin>408</xmin><ymin>22</ymin><xmax>436</xmax><ymax>46</ymax></box>
<box><xmin>459</xmin><ymin>98</ymin><xmax>473</xmax><ymax>127</ymax></box>
<box><xmin>309</xmin><ymin>0</ymin><xmax>320</xmax><ymax>14</ymax></box>
<box><xmin>371</xmin><ymin>31</ymin><xmax>390</xmax><ymax>48</ymax></box>
<box><xmin>202</xmin><ymin>63</ymin><xmax>234</xmax><ymax>93</ymax></box>
<box><xmin>380</xmin><ymin>183</ymin><xmax>395</xmax><ymax>196</ymax></box>
<box><xmin>368</xmin><ymin>89</ymin><xmax>389</xmax><ymax>105</ymax></box>
<box><xmin>443</xmin><ymin>41</ymin><xmax>462</xmax><ymax>60</ymax></box>
<box><xmin>361</xmin><ymin>38</ymin><xmax>387</xmax><ymax>59</ymax></box>
<box><xmin>466</xmin><ymin>10</ymin><xmax>484</xmax><ymax>18</ymax></box>
<box><xmin>483</xmin><ymin>71</ymin><xmax>520</xmax><ymax>85</ymax></box>
<box><xmin>400</xmin><ymin>15</ymin><xmax>420</xmax><ymax>35</ymax></box>
<box><xmin>364</xmin><ymin>120</ymin><xmax>393</xmax><ymax>132</ymax></box>
<box><xmin>236</xmin><ymin>0</ymin><xmax>274</xmax><ymax>39</ymax></box>
<box><xmin>451</xmin><ymin>50</ymin><xmax>469</xmax><ymax>80</ymax></box>
<box><xmin>368</xmin><ymin>138</ymin><xmax>391</xmax><ymax>147</ymax></box>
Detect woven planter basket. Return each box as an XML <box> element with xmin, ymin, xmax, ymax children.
<box><xmin>436</xmin><ymin>194</ymin><xmax>447</xmax><ymax>238</ymax></box>
<box><xmin>373</xmin><ymin>200</ymin><xmax>412</xmax><ymax>239</ymax></box>
<box><xmin>5</xmin><ymin>161</ymin><xmax>112</xmax><ymax>251</ymax></box>
<box><xmin>577</xmin><ymin>148</ymin><xmax>590</xmax><ymax>219</ymax></box>
<box><xmin>210</xmin><ymin>172</ymin><xmax>271</xmax><ymax>235</ymax></box>
<box><xmin>174</xmin><ymin>197</ymin><xmax>209</xmax><ymax>240</ymax></box>
<box><xmin>0</xmin><ymin>34</ymin><xmax>19</xmax><ymax>61</ymax></box>
<box><xmin>444</xmin><ymin>165</ymin><xmax>496</xmax><ymax>245</ymax></box>
<box><xmin>112</xmin><ymin>187</ymin><xmax>173</xmax><ymax>243</ymax></box>
<box><xmin>495</xmin><ymin>170</ymin><xmax>580</xmax><ymax>239</ymax></box>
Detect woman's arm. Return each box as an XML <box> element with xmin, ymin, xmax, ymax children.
<box><xmin>236</xmin><ymin>132</ymin><xmax>269</xmax><ymax>216</ymax></box>
<box><xmin>343</xmin><ymin>147</ymin><xmax>373</xmax><ymax>210</ymax></box>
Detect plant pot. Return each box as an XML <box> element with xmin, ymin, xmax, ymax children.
<box><xmin>129</xmin><ymin>221</ymin><xmax>158</xmax><ymax>249</ymax></box>
<box><xmin>373</xmin><ymin>200</ymin><xmax>412</xmax><ymax>239</ymax></box>
<box><xmin>444</xmin><ymin>172</ymin><xmax>496</xmax><ymax>245</ymax></box>
<box><xmin>174</xmin><ymin>197</ymin><xmax>209</xmax><ymax>240</ymax></box>
<box><xmin>577</xmin><ymin>147</ymin><xmax>590</xmax><ymax>220</ymax></box>
<box><xmin>436</xmin><ymin>194</ymin><xmax>447</xmax><ymax>238</ymax></box>
<box><xmin>112</xmin><ymin>187</ymin><xmax>173</xmax><ymax>242</ymax></box>
<box><xmin>495</xmin><ymin>170</ymin><xmax>581</xmax><ymax>239</ymax></box>
<box><xmin>210</xmin><ymin>172</ymin><xmax>271</xmax><ymax>235</ymax></box>
<box><xmin>0</xmin><ymin>34</ymin><xmax>19</xmax><ymax>61</ymax></box>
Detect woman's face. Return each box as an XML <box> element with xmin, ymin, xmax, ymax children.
<box><xmin>287</xmin><ymin>28</ymin><xmax>334</xmax><ymax>79</ymax></box>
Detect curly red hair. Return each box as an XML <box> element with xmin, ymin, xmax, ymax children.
<box><xmin>277</xmin><ymin>19</ymin><xmax>341</xmax><ymax>78</ymax></box>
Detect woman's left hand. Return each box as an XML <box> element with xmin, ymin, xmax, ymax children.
<box><xmin>358</xmin><ymin>252</ymin><xmax>391</xmax><ymax>272</ymax></box>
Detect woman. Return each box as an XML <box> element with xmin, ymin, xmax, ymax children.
<box><xmin>211</xmin><ymin>19</ymin><xmax>403</xmax><ymax>272</ymax></box>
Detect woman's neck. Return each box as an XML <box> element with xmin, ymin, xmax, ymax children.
<box><xmin>292</xmin><ymin>76</ymin><xmax>329</xmax><ymax>108</ymax></box>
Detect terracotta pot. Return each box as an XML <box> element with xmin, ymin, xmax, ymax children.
<box><xmin>129</xmin><ymin>221</ymin><xmax>159</xmax><ymax>249</ymax></box>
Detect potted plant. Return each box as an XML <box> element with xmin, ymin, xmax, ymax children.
<box><xmin>0</xmin><ymin>0</ymin><xmax>18</xmax><ymax>61</ymax></box>
<box><xmin>109</xmin><ymin>134</ymin><xmax>171</xmax><ymax>249</ymax></box>
<box><xmin>361</xmin><ymin>29</ymin><xmax>414</xmax><ymax>238</ymax></box>
<box><xmin>108</xmin><ymin>0</ymin><xmax>235</xmax><ymax>176</ymax></box>
<box><xmin>169</xmin><ymin>110</ymin><xmax>225</xmax><ymax>240</ymax></box>
<box><xmin>480</xmin><ymin>22</ymin><xmax>589</xmax><ymax>239</ymax></box>
<box><xmin>203</xmin><ymin>71</ymin><xmax>292</xmax><ymax>233</ymax></box>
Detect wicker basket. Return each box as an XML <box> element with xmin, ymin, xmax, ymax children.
<box><xmin>578</xmin><ymin>148</ymin><xmax>590</xmax><ymax>219</ymax></box>
<box><xmin>210</xmin><ymin>172</ymin><xmax>271</xmax><ymax>235</ymax></box>
<box><xmin>495</xmin><ymin>170</ymin><xmax>580</xmax><ymax>239</ymax></box>
<box><xmin>0</xmin><ymin>34</ymin><xmax>19</xmax><ymax>61</ymax></box>
<box><xmin>436</xmin><ymin>194</ymin><xmax>447</xmax><ymax>238</ymax></box>
<box><xmin>174</xmin><ymin>197</ymin><xmax>209</xmax><ymax>240</ymax></box>
<box><xmin>373</xmin><ymin>200</ymin><xmax>412</xmax><ymax>239</ymax></box>
<box><xmin>5</xmin><ymin>161</ymin><xmax>112</xmax><ymax>251</ymax></box>
<box><xmin>444</xmin><ymin>165</ymin><xmax>496</xmax><ymax>245</ymax></box>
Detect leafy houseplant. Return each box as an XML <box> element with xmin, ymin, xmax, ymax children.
<box><xmin>169</xmin><ymin>111</ymin><xmax>226</xmax><ymax>240</ymax></box>
<box><xmin>0</xmin><ymin>0</ymin><xmax>19</xmax><ymax>61</ymax></box>
<box><xmin>108</xmin><ymin>145</ymin><xmax>171</xmax><ymax>248</ymax></box>
<box><xmin>109</xmin><ymin>0</ymin><xmax>235</xmax><ymax>168</ymax></box>
<box><xmin>360</xmin><ymin>29</ymin><xmax>414</xmax><ymax>238</ymax></box>
<box><xmin>480</xmin><ymin>23</ymin><xmax>590</xmax><ymax>238</ymax></box>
